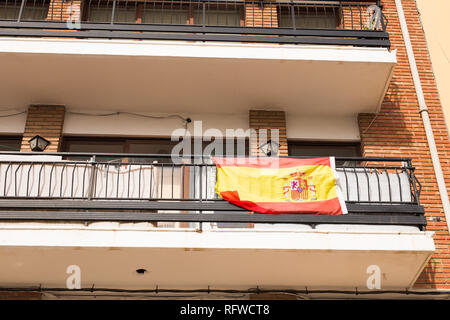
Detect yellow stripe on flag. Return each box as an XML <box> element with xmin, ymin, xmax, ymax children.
<box><xmin>215</xmin><ymin>164</ymin><xmax>337</xmax><ymax>203</ymax></box>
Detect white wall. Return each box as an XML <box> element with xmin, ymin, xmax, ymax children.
<box><xmin>63</xmin><ymin>111</ymin><xmax>249</xmax><ymax>138</ymax></box>
<box><xmin>0</xmin><ymin>109</ymin><xmax>26</xmax><ymax>134</ymax></box>
<box><xmin>287</xmin><ymin>115</ymin><xmax>360</xmax><ymax>141</ymax></box>
<box><xmin>0</xmin><ymin>107</ymin><xmax>361</xmax><ymax>142</ymax></box>
<box><xmin>63</xmin><ymin>109</ymin><xmax>361</xmax><ymax>141</ymax></box>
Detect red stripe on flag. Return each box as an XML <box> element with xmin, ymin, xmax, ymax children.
<box><xmin>220</xmin><ymin>191</ymin><xmax>344</xmax><ymax>215</ymax></box>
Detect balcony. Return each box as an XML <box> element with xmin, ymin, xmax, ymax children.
<box><xmin>0</xmin><ymin>152</ymin><xmax>434</xmax><ymax>290</ymax></box>
<box><xmin>0</xmin><ymin>0</ymin><xmax>396</xmax><ymax>117</ymax></box>
<box><xmin>0</xmin><ymin>152</ymin><xmax>426</xmax><ymax>227</ymax></box>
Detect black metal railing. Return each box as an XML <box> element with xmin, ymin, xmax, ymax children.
<box><xmin>0</xmin><ymin>152</ymin><xmax>425</xmax><ymax>229</ymax></box>
<box><xmin>0</xmin><ymin>0</ymin><xmax>389</xmax><ymax>47</ymax></box>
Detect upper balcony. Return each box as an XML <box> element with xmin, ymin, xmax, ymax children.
<box><xmin>0</xmin><ymin>0</ymin><xmax>396</xmax><ymax>117</ymax></box>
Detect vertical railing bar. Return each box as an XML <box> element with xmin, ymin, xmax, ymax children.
<box><xmin>160</xmin><ymin>0</ymin><xmax>163</xmax><ymax>24</ymax></box>
<box><xmin>375</xmin><ymin>168</ymin><xmax>381</xmax><ymax>201</ymax></box>
<box><xmin>14</xmin><ymin>162</ymin><xmax>23</xmax><ymax>197</ymax></box>
<box><xmin>3</xmin><ymin>162</ymin><xmax>12</xmax><ymax>196</ymax></box>
<box><xmin>363</xmin><ymin>166</ymin><xmax>370</xmax><ymax>202</ymax></box>
<box><xmin>193</xmin><ymin>165</ymin><xmax>196</xmax><ymax>200</ymax></box>
<box><xmin>37</xmin><ymin>162</ymin><xmax>44</xmax><ymax>197</ymax></box>
<box><xmin>342</xmin><ymin>166</ymin><xmax>349</xmax><ymax>201</ymax></box>
<box><xmin>26</xmin><ymin>163</ymin><xmax>32</xmax><ymax>197</ymax></box>
<box><xmin>105</xmin><ymin>163</ymin><xmax>109</xmax><ymax>198</ymax></box>
<box><xmin>171</xmin><ymin>163</ymin><xmax>174</xmax><ymax>199</ymax></box>
<box><xmin>49</xmin><ymin>162</ymin><xmax>55</xmax><ymax>197</ymax></box>
<box><xmin>116</xmin><ymin>163</ymin><xmax>120</xmax><ymax>198</ymax></box>
<box><xmin>202</xmin><ymin>0</ymin><xmax>205</xmax><ymax>27</ymax></box>
<box><xmin>16</xmin><ymin>0</ymin><xmax>25</xmax><ymax>22</ymax></box>
<box><xmin>353</xmin><ymin>165</ymin><xmax>360</xmax><ymax>202</ymax></box>
<box><xmin>138</xmin><ymin>164</ymin><xmax>142</xmax><ymax>198</ymax></box>
<box><xmin>160</xmin><ymin>163</ymin><xmax>164</xmax><ymax>199</ymax></box>
<box><xmin>358</xmin><ymin>4</ymin><xmax>362</xmax><ymax>30</ymax></box>
<box><xmin>127</xmin><ymin>163</ymin><xmax>131</xmax><ymax>198</ymax></box>
<box><xmin>396</xmin><ymin>168</ymin><xmax>403</xmax><ymax>202</ymax></box>
<box><xmin>385</xmin><ymin>168</ymin><xmax>392</xmax><ymax>202</ymax></box>
<box><xmin>87</xmin><ymin>155</ymin><xmax>96</xmax><ymax>199</ymax></box>
<box><xmin>82</xmin><ymin>162</ymin><xmax>88</xmax><ymax>198</ymax></box>
<box><xmin>111</xmin><ymin>0</ymin><xmax>116</xmax><ymax>23</ymax></box>
<box><xmin>291</xmin><ymin>1</ymin><xmax>295</xmax><ymax>30</ymax></box>
<box><xmin>349</xmin><ymin>4</ymin><xmax>353</xmax><ymax>30</ymax></box>
<box><xmin>409</xmin><ymin>160</ymin><xmax>420</xmax><ymax>205</ymax></box>
<box><xmin>71</xmin><ymin>163</ymin><xmax>77</xmax><ymax>198</ymax></box>
<box><xmin>149</xmin><ymin>163</ymin><xmax>153</xmax><ymax>199</ymax></box>
<box><xmin>181</xmin><ymin>164</ymin><xmax>184</xmax><ymax>199</ymax></box>
<box><xmin>205</xmin><ymin>161</ymin><xmax>208</xmax><ymax>199</ymax></box>
<box><xmin>170</xmin><ymin>0</ymin><xmax>173</xmax><ymax>25</ymax></box>
<box><xmin>59</xmin><ymin>0</ymin><xmax>62</xmax><ymax>21</ymax></box>
<box><xmin>60</xmin><ymin>163</ymin><xmax>66</xmax><ymax>197</ymax></box>
<box><xmin>199</xmin><ymin>164</ymin><xmax>203</xmax><ymax>231</ymax></box>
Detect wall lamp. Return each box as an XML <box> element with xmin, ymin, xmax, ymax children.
<box><xmin>259</xmin><ymin>139</ymin><xmax>280</xmax><ymax>157</ymax></box>
<box><xmin>28</xmin><ymin>135</ymin><xmax>50</xmax><ymax>152</ymax></box>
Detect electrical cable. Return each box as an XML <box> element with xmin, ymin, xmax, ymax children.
<box><xmin>2</xmin><ymin>286</ymin><xmax>450</xmax><ymax>297</ymax></box>
<box><xmin>0</xmin><ymin>110</ymin><xmax>27</xmax><ymax>118</ymax></box>
<box><xmin>66</xmin><ymin>110</ymin><xmax>189</xmax><ymax>123</ymax></box>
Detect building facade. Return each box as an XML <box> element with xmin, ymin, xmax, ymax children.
<box><xmin>0</xmin><ymin>0</ymin><xmax>448</xmax><ymax>299</ymax></box>
<box><xmin>415</xmin><ymin>0</ymin><xmax>450</xmax><ymax>136</ymax></box>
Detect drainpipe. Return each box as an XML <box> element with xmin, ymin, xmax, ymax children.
<box><xmin>395</xmin><ymin>0</ymin><xmax>450</xmax><ymax>232</ymax></box>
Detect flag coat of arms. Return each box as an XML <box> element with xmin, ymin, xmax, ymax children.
<box><xmin>213</xmin><ymin>157</ymin><xmax>347</xmax><ymax>215</ymax></box>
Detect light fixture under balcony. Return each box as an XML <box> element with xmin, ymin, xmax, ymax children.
<box><xmin>259</xmin><ymin>140</ymin><xmax>280</xmax><ymax>157</ymax></box>
<box><xmin>28</xmin><ymin>135</ymin><xmax>50</xmax><ymax>152</ymax></box>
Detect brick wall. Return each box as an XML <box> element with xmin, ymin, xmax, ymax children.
<box><xmin>358</xmin><ymin>0</ymin><xmax>450</xmax><ymax>289</ymax></box>
<box><xmin>245</xmin><ymin>3</ymin><xmax>278</xmax><ymax>27</ymax></box>
<box><xmin>249</xmin><ymin>110</ymin><xmax>288</xmax><ymax>156</ymax></box>
<box><xmin>46</xmin><ymin>0</ymin><xmax>81</xmax><ymax>22</ymax></box>
<box><xmin>20</xmin><ymin>105</ymin><xmax>66</xmax><ymax>153</ymax></box>
<box><xmin>0</xmin><ymin>291</ymin><xmax>42</xmax><ymax>300</ymax></box>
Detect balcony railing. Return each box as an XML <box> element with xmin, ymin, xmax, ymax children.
<box><xmin>0</xmin><ymin>152</ymin><xmax>425</xmax><ymax>229</ymax></box>
<box><xmin>0</xmin><ymin>0</ymin><xmax>389</xmax><ymax>47</ymax></box>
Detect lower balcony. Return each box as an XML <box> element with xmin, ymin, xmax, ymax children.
<box><xmin>0</xmin><ymin>152</ymin><xmax>434</xmax><ymax>291</ymax></box>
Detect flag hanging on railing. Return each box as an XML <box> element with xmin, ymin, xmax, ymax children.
<box><xmin>213</xmin><ymin>157</ymin><xmax>347</xmax><ymax>215</ymax></box>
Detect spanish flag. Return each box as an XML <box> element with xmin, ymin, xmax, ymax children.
<box><xmin>213</xmin><ymin>157</ymin><xmax>347</xmax><ymax>215</ymax></box>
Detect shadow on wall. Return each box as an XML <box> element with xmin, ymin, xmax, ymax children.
<box><xmin>359</xmin><ymin>76</ymin><xmax>415</xmax><ymax>148</ymax></box>
<box><xmin>414</xmin><ymin>258</ymin><xmax>439</xmax><ymax>289</ymax></box>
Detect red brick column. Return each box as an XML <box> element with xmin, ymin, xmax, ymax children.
<box><xmin>46</xmin><ymin>0</ymin><xmax>81</xmax><ymax>22</ymax></box>
<box><xmin>20</xmin><ymin>105</ymin><xmax>66</xmax><ymax>153</ymax></box>
<box><xmin>245</xmin><ymin>3</ymin><xmax>278</xmax><ymax>27</ymax></box>
<box><xmin>359</xmin><ymin>0</ymin><xmax>450</xmax><ymax>289</ymax></box>
<box><xmin>249</xmin><ymin>110</ymin><xmax>288</xmax><ymax>156</ymax></box>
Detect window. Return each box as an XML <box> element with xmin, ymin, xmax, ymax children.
<box><xmin>142</xmin><ymin>8</ymin><xmax>189</xmax><ymax>25</ymax></box>
<box><xmin>193</xmin><ymin>9</ymin><xmax>241</xmax><ymax>27</ymax></box>
<box><xmin>85</xmin><ymin>0</ymin><xmax>243</xmax><ymax>26</ymax></box>
<box><xmin>0</xmin><ymin>136</ymin><xmax>22</xmax><ymax>151</ymax></box>
<box><xmin>288</xmin><ymin>141</ymin><xmax>361</xmax><ymax>166</ymax></box>
<box><xmin>62</xmin><ymin>137</ymin><xmax>178</xmax><ymax>163</ymax></box>
<box><xmin>278</xmin><ymin>6</ymin><xmax>340</xmax><ymax>29</ymax></box>
<box><xmin>86</xmin><ymin>4</ymin><xmax>138</xmax><ymax>23</ymax></box>
<box><xmin>62</xmin><ymin>137</ymin><xmax>249</xmax><ymax>160</ymax></box>
<box><xmin>0</xmin><ymin>0</ymin><xmax>49</xmax><ymax>21</ymax></box>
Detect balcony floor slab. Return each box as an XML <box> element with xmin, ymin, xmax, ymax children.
<box><xmin>0</xmin><ymin>38</ymin><xmax>396</xmax><ymax>117</ymax></box>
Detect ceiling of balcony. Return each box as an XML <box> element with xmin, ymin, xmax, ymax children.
<box><xmin>0</xmin><ymin>38</ymin><xmax>396</xmax><ymax>117</ymax></box>
<box><xmin>0</xmin><ymin>225</ymin><xmax>433</xmax><ymax>291</ymax></box>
